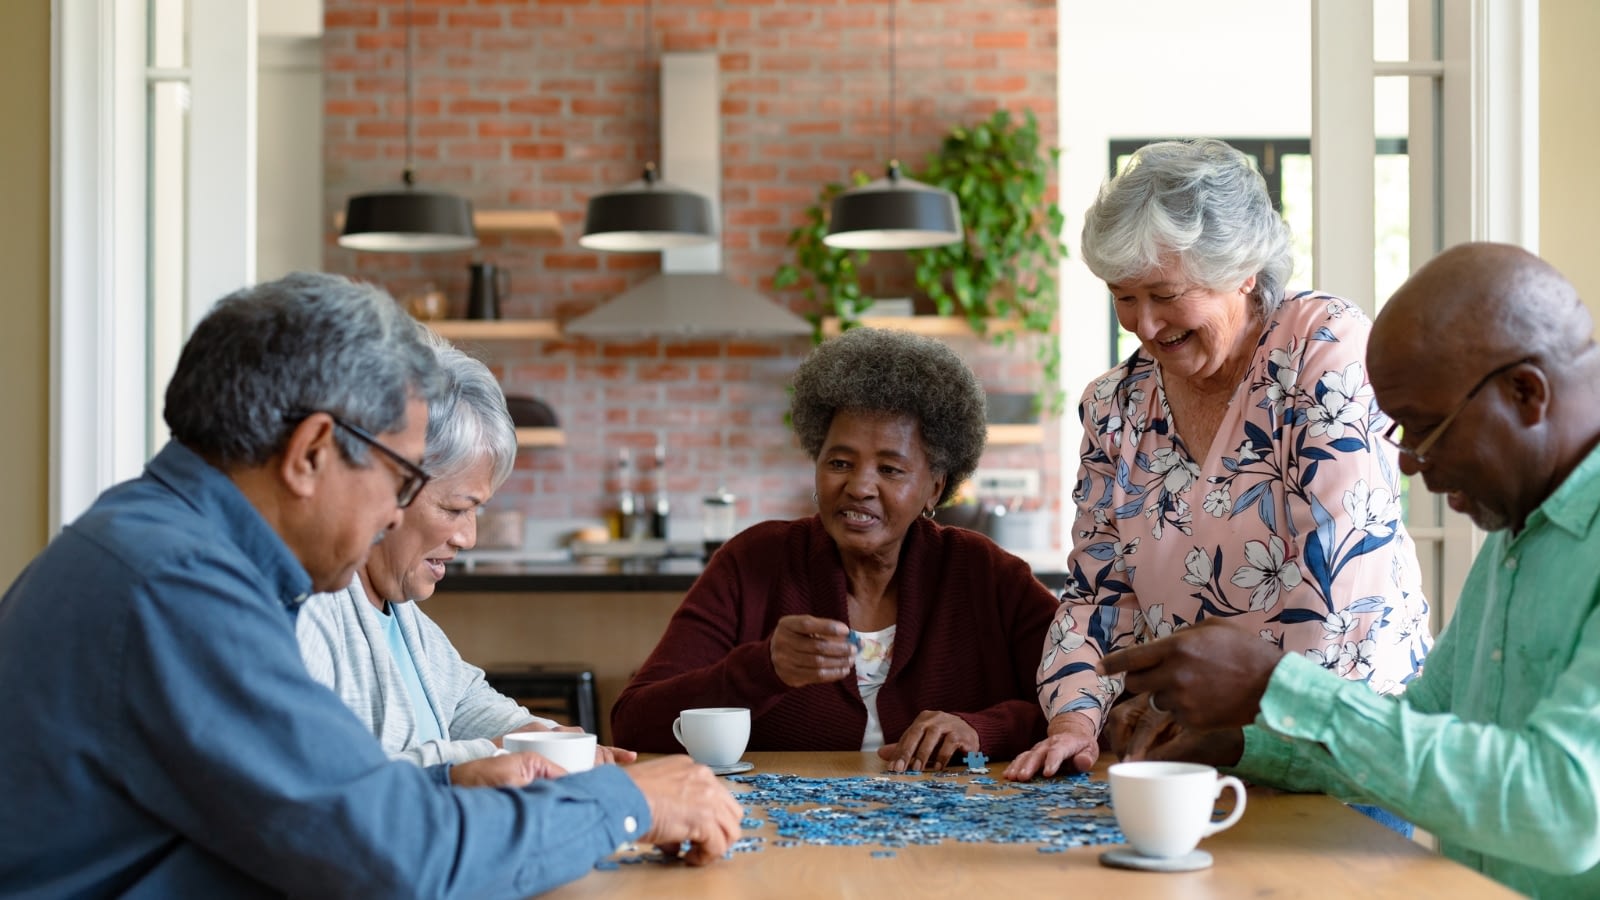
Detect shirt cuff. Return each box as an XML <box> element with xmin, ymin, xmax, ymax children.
<box><xmin>426</xmin><ymin>762</ymin><xmax>453</xmax><ymax>787</ymax></box>
<box><xmin>555</xmin><ymin>763</ymin><xmax>653</xmax><ymax>845</ymax></box>
<box><xmin>1227</xmin><ymin>654</ymin><xmax>1342</xmax><ymax>793</ymax></box>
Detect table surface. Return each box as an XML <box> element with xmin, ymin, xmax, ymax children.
<box><xmin>545</xmin><ymin>752</ymin><xmax>1515</xmax><ymax>899</ymax></box>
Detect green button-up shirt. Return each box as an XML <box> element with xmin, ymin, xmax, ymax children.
<box><xmin>1233</xmin><ymin>441</ymin><xmax>1600</xmax><ymax>898</ymax></box>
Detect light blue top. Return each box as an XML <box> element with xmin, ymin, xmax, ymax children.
<box><xmin>1233</xmin><ymin>441</ymin><xmax>1600</xmax><ymax>898</ymax></box>
<box><xmin>0</xmin><ymin>442</ymin><xmax>649</xmax><ymax>898</ymax></box>
<box><xmin>381</xmin><ymin>603</ymin><xmax>444</xmax><ymax>745</ymax></box>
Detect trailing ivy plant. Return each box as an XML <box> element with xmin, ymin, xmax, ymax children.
<box><xmin>773</xmin><ymin>108</ymin><xmax>1066</xmax><ymax>413</ymax></box>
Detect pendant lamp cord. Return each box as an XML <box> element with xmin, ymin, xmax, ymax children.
<box><xmin>888</xmin><ymin>0</ymin><xmax>897</xmax><ymax>168</ymax></box>
<box><xmin>402</xmin><ymin>0</ymin><xmax>416</xmax><ymax>187</ymax></box>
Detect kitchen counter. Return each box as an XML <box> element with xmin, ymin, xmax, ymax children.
<box><xmin>437</xmin><ymin>553</ymin><xmax>1071</xmax><ymax>593</ymax></box>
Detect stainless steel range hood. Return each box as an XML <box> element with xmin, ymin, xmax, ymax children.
<box><xmin>565</xmin><ymin>52</ymin><xmax>811</xmax><ymax>338</ymax></box>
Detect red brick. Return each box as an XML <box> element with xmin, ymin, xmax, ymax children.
<box><xmin>510</xmin><ymin>143</ymin><xmax>566</xmax><ymax>160</ymax></box>
<box><xmin>543</xmin><ymin>253</ymin><xmax>600</xmax><ymax>271</ymax></box>
<box><xmin>973</xmin><ymin>31</ymin><xmax>1030</xmax><ymax>50</ymax></box>
<box><xmin>501</xmin><ymin>97</ymin><xmax>558</xmax><ymax>118</ymax></box>
<box><xmin>477</xmin><ymin>120</ymin><xmax>533</xmax><ymax>138</ymax></box>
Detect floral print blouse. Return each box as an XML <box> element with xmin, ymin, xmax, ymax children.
<box><xmin>1038</xmin><ymin>292</ymin><xmax>1432</xmax><ymax>729</ymax></box>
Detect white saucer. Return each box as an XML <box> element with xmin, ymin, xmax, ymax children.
<box><xmin>1098</xmin><ymin>848</ymin><xmax>1213</xmax><ymax>872</ymax></box>
<box><xmin>708</xmin><ymin>760</ymin><xmax>755</xmax><ymax>776</ymax></box>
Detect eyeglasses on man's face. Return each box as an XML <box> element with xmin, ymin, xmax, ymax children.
<box><xmin>1379</xmin><ymin>357</ymin><xmax>1533</xmax><ymax>464</ymax></box>
<box><xmin>287</xmin><ymin>410</ymin><xmax>430</xmax><ymax>508</ymax></box>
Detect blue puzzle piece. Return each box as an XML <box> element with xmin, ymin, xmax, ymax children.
<box><xmin>964</xmin><ymin>750</ymin><xmax>989</xmax><ymax>772</ymax></box>
<box><xmin>846</xmin><ymin>630</ymin><xmax>863</xmax><ymax>649</ymax></box>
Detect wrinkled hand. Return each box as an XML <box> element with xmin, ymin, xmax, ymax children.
<box><xmin>450</xmin><ymin>751</ymin><xmax>566</xmax><ymax>787</ymax></box>
<box><xmin>626</xmin><ymin>755</ymin><xmax>744</xmax><ymax>866</ymax></box>
<box><xmin>1104</xmin><ymin>693</ymin><xmax>1180</xmax><ymax>759</ymax></box>
<box><xmin>1125</xmin><ymin>726</ymin><xmax>1246</xmax><ymax>769</ymax></box>
<box><xmin>1097</xmin><ymin>619</ymin><xmax>1285</xmax><ymax>730</ymax></box>
<box><xmin>1003</xmin><ymin>712</ymin><xmax>1099</xmax><ymax>781</ymax></box>
<box><xmin>877</xmin><ymin>710</ymin><xmax>978</xmax><ymax>773</ymax></box>
<box><xmin>769</xmin><ymin>615</ymin><xmax>854</xmax><ymax>688</ymax></box>
<box><xmin>549</xmin><ymin>725</ymin><xmax>639</xmax><ymax>766</ymax></box>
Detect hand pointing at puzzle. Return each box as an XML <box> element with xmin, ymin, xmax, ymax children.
<box><xmin>1097</xmin><ymin>619</ymin><xmax>1288</xmax><ymax>730</ymax></box>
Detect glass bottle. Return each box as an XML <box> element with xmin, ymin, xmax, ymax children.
<box><xmin>605</xmin><ymin>449</ymin><xmax>639</xmax><ymax>540</ymax></box>
<box><xmin>648</xmin><ymin>442</ymin><xmax>670</xmax><ymax>540</ymax></box>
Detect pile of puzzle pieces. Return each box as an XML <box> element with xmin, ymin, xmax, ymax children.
<box><xmin>599</xmin><ymin>764</ymin><xmax>1124</xmax><ymax>869</ymax></box>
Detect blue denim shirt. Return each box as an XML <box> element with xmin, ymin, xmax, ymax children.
<box><xmin>0</xmin><ymin>443</ymin><xmax>650</xmax><ymax>898</ymax></box>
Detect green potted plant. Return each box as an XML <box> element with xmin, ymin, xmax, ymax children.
<box><xmin>773</xmin><ymin>109</ymin><xmax>1066</xmax><ymax>412</ymax></box>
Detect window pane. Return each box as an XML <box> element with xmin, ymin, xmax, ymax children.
<box><xmin>148</xmin><ymin>80</ymin><xmax>189</xmax><ymax>453</ymax></box>
<box><xmin>1279</xmin><ymin>153</ymin><xmax>1314</xmax><ymax>290</ymax></box>
<box><xmin>1373</xmin><ymin>0</ymin><xmax>1410</xmax><ymax>61</ymax></box>
<box><xmin>149</xmin><ymin>0</ymin><xmax>190</xmax><ymax>68</ymax></box>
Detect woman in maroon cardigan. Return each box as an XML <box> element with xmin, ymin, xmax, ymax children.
<box><xmin>611</xmin><ymin>328</ymin><xmax>1059</xmax><ymax>771</ymax></box>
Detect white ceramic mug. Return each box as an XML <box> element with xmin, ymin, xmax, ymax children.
<box><xmin>672</xmin><ymin>707</ymin><xmax>750</xmax><ymax>767</ymax></box>
<box><xmin>1109</xmin><ymin>761</ymin><xmax>1247</xmax><ymax>858</ymax></box>
<box><xmin>503</xmin><ymin>731</ymin><xmax>597</xmax><ymax>773</ymax></box>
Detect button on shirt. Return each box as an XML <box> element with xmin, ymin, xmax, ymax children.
<box><xmin>0</xmin><ymin>442</ymin><xmax>651</xmax><ymax>898</ymax></box>
<box><xmin>1231</xmin><ymin>442</ymin><xmax>1600</xmax><ymax>897</ymax></box>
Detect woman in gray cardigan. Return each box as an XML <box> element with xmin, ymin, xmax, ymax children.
<box><xmin>298</xmin><ymin>331</ymin><xmax>633</xmax><ymax>769</ymax></box>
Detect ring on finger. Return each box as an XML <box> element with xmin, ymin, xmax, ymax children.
<box><xmin>1147</xmin><ymin>694</ymin><xmax>1166</xmax><ymax>715</ymax></box>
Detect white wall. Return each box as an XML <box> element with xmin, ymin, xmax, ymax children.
<box><xmin>257</xmin><ymin>2</ymin><xmax>324</xmax><ymax>281</ymax></box>
<box><xmin>1056</xmin><ymin>1</ymin><xmax>1313</xmax><ymax>546</ymax></box>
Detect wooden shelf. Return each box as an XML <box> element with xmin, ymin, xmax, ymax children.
<box><xmin>427</xmin><ymin>319</ymin><xmax>562</xmax><ymax>341</ymax></box>
<box><xmin>819</xmin><ymin>315</ymin><xmax>1022</xmax><ymax>338</ymax></box>
<box><xmin>472</xmin><ymin>209</ymin><xmax>562</xmax><ymax>236</ymax></box>
<box><xmin>332</xmin><ymin>208</ymin><xmax>562</xmax><ymax>239</ymax></box>
<box><xmin>987</xmin><ymin>424</ymin><xmax>1043</xmax><ymax>445</ymax></box>
<box><xmin>515</xmin><ymin>427</ymin><xmax>565</xmax><ymax>448</ymax></box>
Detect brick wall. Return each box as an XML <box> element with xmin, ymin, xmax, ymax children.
<box><xmin>322</xmin><ymin>0</ymin><xmax>1061</xmax><ymax>544</ymax></box>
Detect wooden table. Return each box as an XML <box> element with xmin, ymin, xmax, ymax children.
<box><xmin>546</xmin><ymin>752</ymin><xmax>1515</xmax><ymax>899</ymax></box>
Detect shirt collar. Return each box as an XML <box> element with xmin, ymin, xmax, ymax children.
<box><xmin>1524</xmin><ymin>440</ymin><xmax>1600</xmax><ymax>540</ymax></box>
<box><xmin>144</xmin><ymin>441</ymin><xmax>315</xmax><ymax>607</ymax></box>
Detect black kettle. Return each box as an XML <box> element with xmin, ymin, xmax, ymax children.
<box><xmin>466</xmin><ymin>262</ymin><xmax>510</xmax><ymax>320</ymax></box>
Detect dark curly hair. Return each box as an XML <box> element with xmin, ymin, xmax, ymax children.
<box><xmin>790</xmin><ymin>328</ymin><xmax>987</xmax><ymax>507</ymax></box>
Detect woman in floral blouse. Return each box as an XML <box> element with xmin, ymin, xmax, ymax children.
<box><xmin>1006</xmin><ymin>139</ymin><xmax>1431</xmax><ymax>781</ymax></box>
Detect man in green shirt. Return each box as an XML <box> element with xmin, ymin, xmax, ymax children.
<box><xmin>1099</xmin><ymin>242</ymin><xmax>1600</xmax><ymax>897</ymax></box>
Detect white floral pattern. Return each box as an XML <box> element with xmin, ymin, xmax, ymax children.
<box><xmin>1038</xmin><ymin>292</ymin><xmax>1432</xmax><ymax>723</ymax></box>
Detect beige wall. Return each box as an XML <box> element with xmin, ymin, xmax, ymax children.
<box><xmin>0</xmin><ymin>4</ymin><xmax>51</xmax><ymax>585</ymax></box>
<box><xmin>1541</xmin><ymin>0</ymin><xmax>1600</xmax><ymax>331</ymax></box>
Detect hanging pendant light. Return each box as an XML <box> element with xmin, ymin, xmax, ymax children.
<box><xmin>339</xmin><ymin>0</ymin><xmax>477</xmax><ymax>253</ymax></box>
<box><xmin>580</xmin><ymin>0</ymin><xmax>716</xmax><ymax>253</ymax></box>
<box><xmin>823</xmin><ymin>0</ymin><xmax>961</xmax><ymax>251</ymax></box>
<box><xmin>579</xmin><ymin>162</ymin><xmax>715</xmax><ymax>252</ymax></box>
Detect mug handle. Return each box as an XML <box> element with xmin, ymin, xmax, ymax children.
<box><xmin>1202</xmin><ymin>775</ymin><xmax>1247</xmax><ymax>838</ymax></box>
<box><xmin>672</xmin><ymin>717</ymin><xmax>686</xmax><ymax>750</ymax></box>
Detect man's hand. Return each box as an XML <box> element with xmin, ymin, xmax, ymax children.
<box><xmin>769</xmin><ymin>615</ymin><xmax>854</xmax><ymax>687</ymax></box>
<box><xmin>1002</xmin><ymin>712</ymin><xmax>1099</xmax><ymax>781</ymax></box>
<box><xmin>1104</xmin><ymin>693</ymin><xmax>1180</xmax><ymax>759</ymax></box>
<box><xmin>450</xmin><ymin>752</ymin><xmax>566</xmax><ymax>787</ymax></box>
<box><xmin>877</xmin><ymin>710</ymin><xmax>979</xmax><ymax>773</ymax></box>
<box><xmin>625</xmin><ymin>756</ymin><xmax>744</xmax><ymax>865</ymax></box>
<box><xmin>1125</xmin><ymin>726</ymin><xmax>1246</xmax><ymax>769</ymax></box>
<box><xmin>1097</xmin><ymin>619</ymin><xmax>1285</xmax><ymax>729</ymax></box>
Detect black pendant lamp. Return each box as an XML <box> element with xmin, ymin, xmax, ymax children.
<box><xmin>579</xmin><ymin>162</ymin><xmax>715</xmax><ymax>252</ymax></box>
<box><xmin>823</xmin><ymin>0</ymin><xmax>961</xmax><ymax>251</ymax></box>
<box><xmin>579</xmin><ymin>0</ymin><xmax>716</xmax><ymax>253</ymax></box>
<box><xmin>338</xmin><ymin>0</ymin><xmax>477</xmax><ymax>254</ymax></box>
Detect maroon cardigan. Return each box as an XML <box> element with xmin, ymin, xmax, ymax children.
<box><xmin>610</xmin><ymin>516</ymin><xmax>1057</xmax><ymax>759</ymax></box>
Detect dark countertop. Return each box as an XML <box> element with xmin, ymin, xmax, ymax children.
<box><xmin>437</xmin><ymin>556</ymin><xmax>1071</xmax><ymax>594</ymax></box>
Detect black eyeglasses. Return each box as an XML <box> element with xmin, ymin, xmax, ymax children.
<box><xmin>1380</xmin><ymin>357</ymin><xmax>1533</xmax><ymax>464</ymax></box>
<box><xmin>288</xmin><ymin>411</ymin><xmax>431</xmax><ymax>508</ymax></box>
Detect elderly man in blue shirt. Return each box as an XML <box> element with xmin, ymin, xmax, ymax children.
<box><xmin>0</xmin><ymin>273</ymin><xmax>741</xmax><ymax>898</ymax></box>
<box><xmin>1097</xmin><ymin>242</ymin><xmax>1600</xmax><ymax>897</ymax></box>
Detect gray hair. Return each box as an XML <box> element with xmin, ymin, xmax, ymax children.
<box><xmin>417</xmin><ymin>329</ymin><xmax>517</xmax><ymax>489</ymax></box>
<box><xmin>790</xmin><ymin>328</ymin><xmax>986</xmax><ymax>507</ymax></box>
<box><xmin>164</xmin><ymin>272</ymin><xmax>444</xmax><ymax>468</ymax></box>
<box><xmin>1081</xmin><ymin>139</ymin><xmax>1294</xmax><ymax>313</ymax></box>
